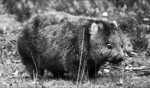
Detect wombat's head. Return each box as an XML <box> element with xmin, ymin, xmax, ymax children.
<box><xmin>89</xmin><ymin>21</ymin><xmax>125</xmax><ymax>65</ymax></box>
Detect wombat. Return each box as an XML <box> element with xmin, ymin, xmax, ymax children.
<box><xmin>17</xmin><ymin>11</ymin><xmax>125</xmax><ymax>80</ymax></box>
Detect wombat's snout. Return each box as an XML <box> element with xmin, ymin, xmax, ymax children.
<box><xmin>108</xmin><ymin>49</ymin><xmax>125</xmax><ymax>64</ymax></box>
<box><xmin>109</xmin><ymin>55</ymin><xmax>124</xmax><ymax>64</ymax></box>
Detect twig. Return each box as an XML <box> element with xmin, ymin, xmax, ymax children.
<box><xmin>27</xmin><ymin>48</ymin><xmax>38</xmax><ymax>80</ymax></box>
<box><xmin>77</xmin><ymin>28</ymin><xmax>85</xmax><ymax>87</ymax></box>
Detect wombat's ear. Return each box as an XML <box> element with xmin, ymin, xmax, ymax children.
<box><xmin>90</xmin><ymin>23</ymin><xmax>99</xmax><ymax>34</ymax></box>
<box><xmin>90</xmin><ymin>23</ymin><xmax>103</xmax><ymax>35</ymax></box>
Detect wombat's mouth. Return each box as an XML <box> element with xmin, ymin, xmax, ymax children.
<box><xmin>108</xmin><ymin>55</ymin><xmax>124</xmax><ymax>65</ymax></box>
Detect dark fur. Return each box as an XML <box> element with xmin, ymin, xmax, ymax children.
<box><xmin>17</xmin><ymin>11</ymin><xmax>125</xmax><ymax>80</ymax></box>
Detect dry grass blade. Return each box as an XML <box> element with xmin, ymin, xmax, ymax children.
<box><xmin>76</xmin><ymin>28</ymin><xmax>85</xmax><ymax>87</ymax></box>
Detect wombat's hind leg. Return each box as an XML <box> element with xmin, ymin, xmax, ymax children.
<box><xmin>25</xmin><ymin>63</ymin><xmax>36</xmax><ymax>79</ymax></box>
<box><xmin>17</xmin><ymin>38</ymin><xmax>35</xmax><ymax>79</ymax></box>
<box><xmin>18</xmin><ymin>46</ymin><xmax>44</xmax><ymax>79</ymax></box>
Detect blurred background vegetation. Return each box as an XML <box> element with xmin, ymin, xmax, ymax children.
<box><xmin>1</xmin><ymin>0</ymin><xmax>150</xmax><ymax>54</ymax></box>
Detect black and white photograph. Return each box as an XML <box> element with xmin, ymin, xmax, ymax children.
<box><xmin>0</xmin><ymin>0</ymin><xmax>150</xmax><ymax>88</ymax></box>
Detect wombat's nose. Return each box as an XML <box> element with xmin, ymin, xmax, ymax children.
<box><xmin>118</xmin><ymin>54</ymin><xmax>125</xmax><ymax>60</ymax></box>
<box><xmin>109</xmin><ymin>55</ymin><xmax>124</xmax><ymax>64</ymax></box>
<box><xmin>120</xmin><ymin>49</ymin><xmax>125</xmax><ymax>57</ymax></box>
<box><xmin>117</xmin><ymin>49</ymin><xmax>125</xmax><ymax>61</ymax></box>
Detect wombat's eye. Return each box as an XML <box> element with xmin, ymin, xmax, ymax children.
<box><xmin>121</xmin><ymin>45</ymin><xmax>123</xmax><ymax>48</ymax></box>
<box><xmin>107</xmin><ymin>44</ymin><xmax>113</xmax><ymax>49</ymax></box>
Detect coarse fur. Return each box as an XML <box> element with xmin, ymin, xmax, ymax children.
<box><xmin>17</xmin><ymin>11</ymin><xmax>125</xmax><ymax>80</ymax></box>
